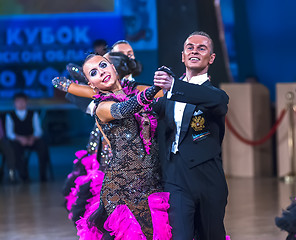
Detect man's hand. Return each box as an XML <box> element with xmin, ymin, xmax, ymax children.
<box><xmin>16</xmin><ymin>136</ymin><xmax>30</xmax><ymax>146</ymax></box>
<box><xmin>154</xmin><ymin>70</ymin><xmax>173</xmax><ymax>91</ymax></box>
<box><xmin>27</xmin><ymin>136</ymin><xmax>36</xmax><ymax>146</ymax></box>
<box><xmin>15</xmin><ymin>135</ymin><xmax>36</xmax><ymax>146</ymax></box>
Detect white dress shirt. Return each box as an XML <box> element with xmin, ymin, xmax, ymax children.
<box><xmin>168</xmin><ymin>73</ymin><xmax>209</xmax><ymax>153</ymax></box>
<box><xmin>5</xmin><ymin>109</ymin><xmax>43</xmax><ymax>140</ymax></box>
<box><xmin>86</xmin><ymin>100</ymin><xmax>96</xmax><ymax>116</ymax></box>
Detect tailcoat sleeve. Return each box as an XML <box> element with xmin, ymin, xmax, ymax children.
<box><xmin>169</xmin><ymin>79</ymin><xmax>229</xmax><ymax>115</ymax></box>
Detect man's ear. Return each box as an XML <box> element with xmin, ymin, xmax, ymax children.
<box><xmin>181</xmin><ymin>51</ymin><xmax>184</xmax><ymax>63</ymax></box>
<box><xmin>209</xmin><ymin>53</ymin><xmax>216</xmax><ymax>65</ymax></box>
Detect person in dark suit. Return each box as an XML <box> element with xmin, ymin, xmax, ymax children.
<box><xmin>5</xmin><ymin>93</ymin><xmax>50</xmax><ymax>182</ymax></box>
<box><xmin>153</xmin><ymin>31</ymin><xmax>229</xmax><ymax>240</ymax></box>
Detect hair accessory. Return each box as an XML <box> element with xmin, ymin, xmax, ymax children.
<box><xmin>66</xmin><ymin>63</ymin><xmax>87</xmax><ymax>84</ymax></box>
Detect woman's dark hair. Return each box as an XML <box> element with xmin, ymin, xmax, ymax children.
<box><xmin>131</xmin><ymin>58</ymin><xmax>142</xmax><ymax>77</ymax></box>
<box><xmin>108</xmin><ymin>51</ymin><xmax>139</xmax><ymax>79</ymax></box>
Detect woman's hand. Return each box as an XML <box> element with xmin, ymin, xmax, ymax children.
<box><xmin>52</xmin><ymin>77</ymin><xmax>72</xmax><ymax>92</ymax></box>
<box><xmin>52</xmin><ymin>77</ymin><xmax>95</xmax><ymax>98</ymax></box>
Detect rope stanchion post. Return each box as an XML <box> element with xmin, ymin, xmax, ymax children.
<box><xmin>225</xmin><ymin>109</ymin><xmax>286</xmax><ymax>146</ymax></box>
<box><xmin>224</xmin><ymin>92</ymin><xmax>287</xmax><ymax>178</ymax></box>
<box><xmin>283</xmin><ymin>92</ymin><xmax>296</xmax><ymax>183</ymax></box>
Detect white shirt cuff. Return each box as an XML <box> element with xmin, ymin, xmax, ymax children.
<box><xmin>166</xmin><ymin>77</ymin><xmax>175</xmax><ymax>99</ymax></box>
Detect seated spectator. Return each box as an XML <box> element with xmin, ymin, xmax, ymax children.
<box><xmin>5</xmin><ymin>93</ymin><xmax>50</xmax><ymax>182</ymax></box>
<box><xmin>0</xmin><ymin>117</ymin><xmax>16</xmax><ymax>183</ymax></box>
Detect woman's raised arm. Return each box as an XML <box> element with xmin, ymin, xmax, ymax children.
<box><xmin>52</xmin><ymin>77</ymin><xmax>95</xmax><ymax>98</ymax></box>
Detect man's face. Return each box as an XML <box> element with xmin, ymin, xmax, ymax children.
<box><xmin>182</xmin><ymin>34</ymin><xmax>215</xmax><ymax>74</ymax></box>
<box><xmin>112</xmin><ymin>43</ymin><xmax>135</xmax><ymax>59</ymax></box>
<box><xmin>14</xmin><ymin>97</ymin><xmax>27</xmax><ymax>110</ymax></box>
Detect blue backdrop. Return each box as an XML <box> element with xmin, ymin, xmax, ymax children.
<box><xmin>0</xmin><ymin>13</ymin><xmax>125</xmax><ymax>98</ymax></box>
<box><xmin>221</xmin><ymin>0</ymin><xmax>296</xmax><ymax>101</ymax></box>
<box><xmin>0</xmin><ymin>0</ymin><xmax>158</xmax><ymax>99</ymax></box>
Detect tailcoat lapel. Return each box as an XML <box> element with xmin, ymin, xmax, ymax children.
<box><xmin>178</xmin><ymin>103</ymin><xmax>195</xmax><ymax>145</ymax></box>
<box><xmin>166</xmin><ymin>99</ymin><xmax>176</xmax><ymax>129</ymax></box>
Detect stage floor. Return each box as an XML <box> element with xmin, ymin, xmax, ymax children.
<box><xmin>0</xmin><ymin>145</ymin><xmax>293</xmax><ymax>239</ymax></box>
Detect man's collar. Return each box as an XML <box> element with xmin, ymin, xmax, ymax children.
<box><xmin>183</xmin><ymin>73</ymin><xmax>208</xmax><ymax>85</ymax></box>
<box><xmin>15</xmin><ymin>109</ymin><xmax>27</xmax><ymax>115</ymax></box>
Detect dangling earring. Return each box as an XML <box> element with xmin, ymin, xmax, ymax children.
<box><xmin>89</xmin><ymin>83</ymin><xmax>97</xmax><ymax>93</ymax></box>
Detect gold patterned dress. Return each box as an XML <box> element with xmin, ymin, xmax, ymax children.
<box><xmin>76</xmin><ymin>81</ymin><xmax>172</xmax><ymax>240</ymax></box>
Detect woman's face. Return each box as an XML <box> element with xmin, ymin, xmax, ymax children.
<box><xmin>83</xmin><ymin>55</ymin><xmax>120</xmax><ymax>91</ymax></box>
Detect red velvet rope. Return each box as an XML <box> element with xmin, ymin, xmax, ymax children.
<box><xmin>225</xmin><ymin>108</ymin><xmax>287</xmax><ymax>146</ymax></box>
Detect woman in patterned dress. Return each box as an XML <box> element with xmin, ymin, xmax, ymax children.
<box><xmin>62</xmin><ymin>52</ymin><xmax>137</xmax><ymax>225</ymax></box>
<box><xmin>52</xmin><ymin>53</ymin><xmax>172</xmax><ymax>240</ymax></box>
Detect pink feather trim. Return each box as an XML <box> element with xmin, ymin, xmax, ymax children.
<box><xmin>76</xmin><ymin>167</ymin><xmax>104</xmax><ymax>239</ymax></box>
<box><xmin>87</xmin><ymin>169</ymin><xmax>104</xmax><ymax>196</ymax></box>
<box><xmin>65</xmin><ymin>187</ymin><xmax>78</xmax><ymax>212</ymax></box>
<box><xmin>76</xmin><ymin>221</ymin><xmax>103</xmax><ymax>240</ymax></box>
<box><xmin>104</xmin><ymin>205</ymin><xmax>146</xmax><ymax>240</ymax></box>
<box><xmin>148</xmin><ymin>192</ymin><xmax>172</xmax><ymax>240</ymax></box>
<box><xmin>66</xmin><ymin>170</ymin><xmax>79</xmax><ymax>179</ymax></box>
<box><xmin>76</xmin><ymin>197</ymin><xmax>103</xmax><ymax>239</ymax></box>
<box><xmin>65</xmin><ymin>174</ymin><xmax>90</xmax><ymax>220</ymax></box>
<box><xmin>75</xmin><ymin>149</ymin><xmax>88</xmax><ymax>159</ymax></box>
<box><xmin>81</xmin><ymin>153</ymin><xmax>99</xmax><ymax>171</ymax></box>
<box><xmin>64</xmin><ymin>153</ymin><xmax>100</xmax><ymax>219</ymax></box>
<box><xmin>76</xmin><ymin>193</ymin><xmax>102</xmax><ymax>239</ymax></box>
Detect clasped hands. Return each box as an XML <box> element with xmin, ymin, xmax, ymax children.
<box><xmin>16</xmin><ymin>135</ymin><xmax>36</xmax><ymax>146</ymax></box>
<box><xmin>153</xmin><ymin>66</ymin><xmax>175</xmax><ymax>92</ymax></box>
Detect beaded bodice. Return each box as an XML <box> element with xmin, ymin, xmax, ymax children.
<box><xmin>94</xmin><ymin>84</ymin><xmax>163</xmax><ymax>239</ymax></box>
<box><xmin>94</xmin><ymin>87</ymin><xmax>162</xmax><ymax>210</ymax></box>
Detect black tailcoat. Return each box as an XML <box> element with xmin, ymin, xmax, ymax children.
<box><xmin>153</xmin><ymin>78</ymin><xmax>229</xmax><ymax>240</ymax></box>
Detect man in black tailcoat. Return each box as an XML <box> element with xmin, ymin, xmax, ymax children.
<box><xmin>153</xmin><ymin>31</ymin><xmax>229</xmax><ymax>240</ymax></box>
